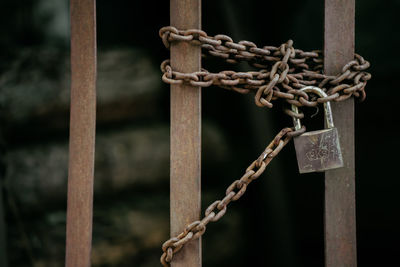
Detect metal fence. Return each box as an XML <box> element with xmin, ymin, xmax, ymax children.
<box><xmin>65</xmin><ymin>0</ymin><xmax>357</xmax><ymax>266</ymax></box>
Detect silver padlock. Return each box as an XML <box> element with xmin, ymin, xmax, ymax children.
<box><xmin>292</xmin><ymin>86</ymin><xmax>343</xmax><ymax>173</ymax></box>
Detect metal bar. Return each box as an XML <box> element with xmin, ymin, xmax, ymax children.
<box><xmin>170</xmin><ymin>0</ymin><xmax>202</xmax><ymax>266</ymax></box>
<box><xmin>65</xmin><ymin>0</ymin><xmax>97</xmax><ymax>266</ymax></box>
<box><xmin>324</xmin><ymin>0</ymin><xmax>357</xmax><ymax>266</ymax></box>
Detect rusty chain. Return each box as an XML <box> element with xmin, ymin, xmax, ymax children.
<box><xmin>159</xmin><ymin>26</ymin><xmax>371</xmax><ymax>266</ymax></box>
<box><xmin>160</xmin><ymin>126</ymin><xmax>305</xmax><ymax>266</ymax></box>
<box><xmin>159</xmin><ymin>26</ymin><xmax>371</xmax><ymax>120</ymax></box>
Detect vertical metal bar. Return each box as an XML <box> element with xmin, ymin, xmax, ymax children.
<box><xmin>170</xmin><ymin>0</ymin><xmax>202</xmax><ymax>266</ymax></box>
<box><xmin>65</xmin><ymin>0</ymin><xmax>97</xmax><ymax>266</ymax></box>
<box><xmin>324</xmin><ymin>0</ymin><xmax>357</xmax><ymax>266</ymax></box>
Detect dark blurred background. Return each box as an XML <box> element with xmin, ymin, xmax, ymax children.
<box><xmin>0</xmin><ymin>0</ymin><xmax>399</xmax><ymax>266</ymax></box>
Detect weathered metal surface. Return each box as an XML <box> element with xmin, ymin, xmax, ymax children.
<box><xmin>161</xmin><ymin>127</ymin><xmax>304</xmax><ymax>265</ymax></box>
<box><xmin>291</xmin><ymin>86</ymin><xmax>343</xmax><ymax>173</ymax></box>
<box><xmin>159</xmin><ymin>27</ymin><xmax>370</xmax><ymax>110</ymax></box>
<box><xmin>159</xmin><ymin>1</ymin><xmax>367</xmax><ymax>263</ymax></box>
<box><xmin>65</xmin><ymin>0</ymin><xmax>97</xmax><ymax>267</ymax></box>
<box><xmin>294</xmin><ymin>128</ymin><xmax>343</xmax><ymax>173</ymax></box>
<box><xmin>169</xmin><ymin>0</ymin><xmax>202</xmax><ymax>266</ymax></box>
<box><xmin>324</xmin><ymin>0</ymin><xmax>357</xmax><ymax>266</ymax></box>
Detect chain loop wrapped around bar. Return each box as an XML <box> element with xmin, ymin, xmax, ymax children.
<box><xmin>159</xmin><ymin>26</ymin><xmax>371</xmax><ymax>121</ymax></box>
<box><xmin>159</xmin><ymin>26</ymin><xmax>371</xmax><ymax>266</ymax></box>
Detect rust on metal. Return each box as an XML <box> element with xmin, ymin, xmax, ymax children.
<box><xmin>169</xmin><ymin>0</ymin><xmax>202</xmax><ymax>267</ymax></box>
<box><xmin>324</xmin><ymin>0</ymin><xmax>357</xmax><ymax>266</ymax></box>
<box><xmin>160</xmin><ymin>1</ymin><xmax>369</xmax><ymax>264</ymax></box>
<box><xmin>159</xmin><ymin>27</ymin><xmax>370</xmax><ymax>111</ymax></box>
<box><xmin>293</xmin><ymin>128</ymin><xmax>343</xmax><ymax>173</ymax></box>
<box><xmin>65</xmin><ymin>0</ymin><xmax>97</xmax><ymax>267</ymax></box>
<box><xmin>291</xmin><ymin>86</ymin><xmax>343</xmax><ymax>173</ymax></box>
<box><xmin>161</xmin><ymin>127</ymin><xmax>302</xmax><ymax>265</ymax></box>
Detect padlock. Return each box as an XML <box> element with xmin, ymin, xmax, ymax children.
<box><xmin>292</xmin><ymin>86</ymin><xmax>343</xmax><ymax>173</ymax></box>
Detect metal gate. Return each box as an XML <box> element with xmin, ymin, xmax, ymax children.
<box><xmin>66</xmin><ymin>0</ymin><xmax>357</xmax><ymax>266</ymax></box>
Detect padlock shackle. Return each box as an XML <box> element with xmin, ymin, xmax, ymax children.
<box><xmin>291</xmin><ymin>86</ymin><xmax>334</xmax><ymax>130</ymax></box>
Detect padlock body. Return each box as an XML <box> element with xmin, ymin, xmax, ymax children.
<box><xmin>293</xmin><ymin>127</ymin><xmax>343</xmax><ymax>173</ymax></box>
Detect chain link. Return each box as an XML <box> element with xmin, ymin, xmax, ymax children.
<box><xmin>160</xmin><ymin>126</ymin><xmax>305</xmax><ymax>266</ymax></box>
<box><xmin>159</xmin><ymin>26</ymin><xmax>371</xmax><ymax>120</ymax></box>
<box><xmin>159</xmin><ymin>26</ymin><xmax>371</xmax><ymax>266</ymax></box>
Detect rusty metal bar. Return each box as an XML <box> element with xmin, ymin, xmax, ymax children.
<box><xmin>65</xmin><ymin>0</ymin><xmax>97</xmax><ymax>266</ymax></box>
<box><xmin>170</xmin><ymin>0</ymin><xmax>202</xmax><ymax>266</ymax></box>
<box><xmin>324</xmin><ymin>0</ymin><xmax>357</xmax><ymax>266</ymax></box>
